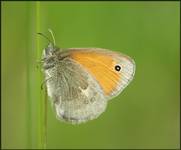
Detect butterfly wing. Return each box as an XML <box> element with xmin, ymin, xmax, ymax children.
<box><xmin>44</xmin><ymin>48</ymin><xmax>135</xmax><ymax>124</ymax></box>
<box><xmin>68</xmin><ymin>48</ymin><xmax>135</xmax><ymax>99</ymax></box>
<box><xmin>44</xmin><ymin>56</ymin><xmax>107</xmax><ymax>124</ymax></box>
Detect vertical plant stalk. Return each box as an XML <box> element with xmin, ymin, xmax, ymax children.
<box><xmin>44</xmin><ymin>88</ymin><xmax>47</xmax><ymax>149</ymax></box>
<box><xmin>36</xmin><ymin>2</ymin><xmax>47</xmax><ymax>149</ymax></box>
<box><xmin>26</xmin><ymin>3</ymin><xmax>32</xmax><ymax>148</ymax></box>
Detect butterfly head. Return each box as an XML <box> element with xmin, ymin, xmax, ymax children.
<box><xmin>38</xmin><ymin>29</ymin><xmax>61</xmax><ymax>69</ymax></box>
<box><xmin>38</xmin><ymin>29</ymin><xmax>60</xmax><ymax>58</ymax></box>
<box><xmin>43</xmin><ymin>43</ymin><xmax>59</xmax><ymax>57</ymax></box>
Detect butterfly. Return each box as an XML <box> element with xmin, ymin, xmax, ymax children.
<box><xmin>39</xmin><ymin>29</ymin><xmax>136</xmax><ymax>124</ymax></box>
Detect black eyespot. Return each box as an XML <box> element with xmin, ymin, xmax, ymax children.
<box><xmin>115</xmin><ymin>65</ymin><xmax>121</xmax><ymax>71</ymax></box>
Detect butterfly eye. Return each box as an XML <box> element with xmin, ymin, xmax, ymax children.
<box><xmin>115</xmin><ymin>65</ymin><xmax>121</xmax><ymax>72</ymax></box>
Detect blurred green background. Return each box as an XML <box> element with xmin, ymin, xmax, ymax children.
<box><xmin>1</xmin><ymin>2</ymin><xmax>180</xmax><ymax>149</ymax></box>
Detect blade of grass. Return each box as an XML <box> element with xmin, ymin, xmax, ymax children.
<box><xmin>36</xmin><ymin>2</ymin><xmax>47</xmax><ymax>149</ymax></box>
<box><xmin>26</xmin><ymin>2</ymin><xmax>32</xmax><ymax>148</ymax></box>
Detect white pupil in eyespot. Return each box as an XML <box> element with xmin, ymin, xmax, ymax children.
<box><xmin>115</xmin><ymin>65</ymin><xmax>121</xmax><ymax>71</ymax></box>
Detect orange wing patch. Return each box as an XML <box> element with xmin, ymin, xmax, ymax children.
<box><xmin>70</xmin><ymin>51</ymin><xmax>120</xmax><ymax>95</ymax></box>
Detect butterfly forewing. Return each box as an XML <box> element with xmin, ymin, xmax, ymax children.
<box><xmin>69</xmin><ymin>48</ymin><xmax>135</xmax><ymax>99</ymax></box>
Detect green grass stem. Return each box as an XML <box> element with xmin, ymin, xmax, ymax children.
<box><xmin>36</xmin><ymin>2</ymin><xmax>47</xmax><ymax>149</ymax></box>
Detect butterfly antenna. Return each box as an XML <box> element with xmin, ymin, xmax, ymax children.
<box><xmin>37</xmin><ymin>32</ymin><xmax>52</xmax><ymax>44</ymax></box>
<box><xmin>48</xmin><ymin>29</ymin><xmax>56</xmax><ymax>46</ymax></box>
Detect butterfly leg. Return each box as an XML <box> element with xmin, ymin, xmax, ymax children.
<box><xmin>41</xmin><ymin>77</ymin><xmax>52</xmax><ymax>90</ymax></box>
<box><xmin>36</xmin><ymin>59</ymin><xmax>45</xmax><ymax>69</ymax></box>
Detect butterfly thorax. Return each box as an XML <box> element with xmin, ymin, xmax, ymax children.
<box><xmin>42</xmin><ymin>44</ymin><xmax>69</xmax><ymax>70</ymax></box>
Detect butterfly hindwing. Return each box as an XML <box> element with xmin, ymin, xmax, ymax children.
<box><xmin>45</xmin><ymin>56</ymin><xmax>107</xmax><ymax>124</ymax></box>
